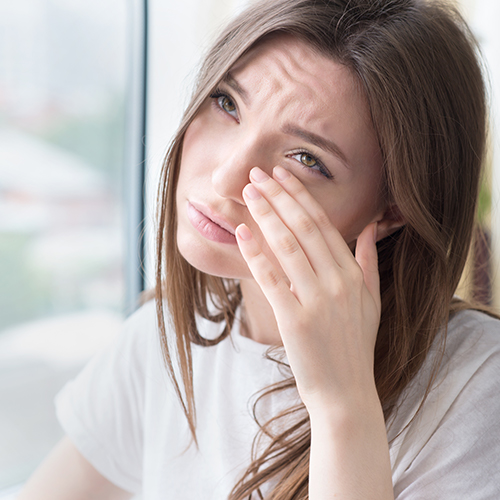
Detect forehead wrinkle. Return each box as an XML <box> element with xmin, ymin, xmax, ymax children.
<box><xmin>269</xmin><ymin>49</ymin><xmax>322</xmax><ymax>101</ymax></box>
<box><xmin>234</xmin><ymin>37</ymin><xmax>336</xmax><ymax>107</ymax></box>
<box><xmin>282</xmin><ymin>48</ymin><xmax>363</xmax><ymax>114</ymax></box>
<box><xmin>245</xmin><ymin>53</ymin><xmax>323</xmax><ymax>124</ymax></box>
<box><xmin>232</xmin><ymin>35</ymin><xmax>351</xmax><ymax>107</ymax></box>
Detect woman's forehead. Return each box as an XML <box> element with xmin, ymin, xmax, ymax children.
<box><xmin>225</xmin><ymin>35</ymin><xmax>370</xmax><ymax>133</ymax></box>
<box><xmin>231</xmin><ymin>35</ymin><xmax>329</xmax><ymax>77</ymax></box>
<box><xmin>228</xmin><ymin>35</ymin><xmax>364</xmax><ymax>106</ymax></box>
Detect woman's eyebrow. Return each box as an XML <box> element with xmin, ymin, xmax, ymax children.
<box><xmin>282</xmin><ymin>124</ymin><xmax>351</xmax><ymax>169</ymax></box>
<box><xmin>222</xmin><ymin>73</ymin><xmax>250</xmax><ymax>105</ymax></box>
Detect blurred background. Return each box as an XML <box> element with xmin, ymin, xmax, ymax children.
<box><xmin>0</xmin><ymin>0</ymin><xmax>128</xmax><ymax>491</ymax></box>
<box><xmin>0</xmin><ymin>0</ymin><xmax>499</xmax><ymax>496</ymax></box>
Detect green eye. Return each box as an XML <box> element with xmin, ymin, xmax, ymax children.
<box><xmin>289</xmin><ymin>151</ymin><xmax>333</xmax><ymax>179</ymax></box>
<box><xmin>221</xmin><ymin>96</ymin><xmax>236</xmax><ymax>112</ymax></box>
<box><xmin>300</xmin><ymin>153</ymin><xmax>317</xmax><ymax>167</ymax></box>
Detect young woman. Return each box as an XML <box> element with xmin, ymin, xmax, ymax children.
<box><xmin>19</xmin><ymin>0</ymin><xmax>500</xmax><ymax>498</ymax></box>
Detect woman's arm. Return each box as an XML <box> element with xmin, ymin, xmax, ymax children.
<box><xmin>308</xmin><ymin>398</ymin><xmax>393</xmax><ymax>499</ymax></box>
<box><xmin>17</xmin><ymin>436</ymin><xmax>132</xmax><ymax>500</ymax></box>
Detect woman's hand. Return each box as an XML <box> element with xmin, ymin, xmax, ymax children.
<box><xmin>236</xmin><ymin>165</ymin><xmax>394</xmax><ymax>499</ymax></box>
<box><xmin>235</xmin><ymin>165</ymin><xmax>381</xmax><ymax>415</ymax></box>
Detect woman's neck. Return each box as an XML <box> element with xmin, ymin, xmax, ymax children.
<box><xmin>239</xmin><ymin>278</ymin><xmax>283</xmax><ymax>346</ymax></box>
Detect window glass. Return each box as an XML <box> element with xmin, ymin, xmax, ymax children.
<box><xmin>0</xmin><ymin>0</ymin><xmax>127</xmax><ymax>489</ymax></box>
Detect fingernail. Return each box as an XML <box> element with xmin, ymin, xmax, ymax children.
<box><xmin>236</xmin><ymin>224</ymin><xmax>252</xmax><ymax>241</ymax></box>
<box><xmin>250</xmin><ymin>167</ymin><xmax>269</xmax><ymax>183</ymax></box>
<box><xmin>273</xmin><ymin>165</ymin><xmax>290</xmax><ymax>181</ymax></box>
<box><xmin>243</xmin><ymin>184</ymin><xmax>261</xmax><ymax>200</ymax></box>
<box><xmin>373</xmin><ymin>222</ymin><xmax>378</xmax><ymax>243</ymax></box>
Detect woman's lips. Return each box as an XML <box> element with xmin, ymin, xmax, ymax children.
<box><xmin>187</xmin><ymin>202</ymin><xmax>237</xmax><ymax>244</ymax></box>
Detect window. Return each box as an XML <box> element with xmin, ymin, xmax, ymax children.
<box><xmin>0</xmin><ymin>0</ymin><xmax>144</xmax><ymax>491</ymax></box>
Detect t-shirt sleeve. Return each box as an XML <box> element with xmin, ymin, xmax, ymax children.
<box><xmin>393</xmin><ymin>313</ymin><xmax>500</xmax><ymax>499</ymax></box>
<box><xmin>55</xmin><ymin>302</ymin><xmax>156</xmax><ymax>494</ymax></box>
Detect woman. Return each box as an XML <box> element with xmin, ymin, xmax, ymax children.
<box><xmin>19</xmin><ymin>0</ymin><xmax>500</xmax><ymax>498</ymax></box>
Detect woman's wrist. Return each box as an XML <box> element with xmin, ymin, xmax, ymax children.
<box><xmin>308</xmin><ymin>388</ymin><xmax>385</xmax><ymax>440</ymax></box>
<box><xmin>308</xmin><ymin>392</ymin><xmax>393</xmax><ymax>500</ymax></box>
<box><xmin>304</xmin><ymin>374</ymin><xmax>382</xmax><ymax>423</ymax></box>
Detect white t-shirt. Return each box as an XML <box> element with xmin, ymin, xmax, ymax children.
<box><xmin>55</xmin><ymin>301</ymin><xmax>500</xmax><ymax>498</ymax></box>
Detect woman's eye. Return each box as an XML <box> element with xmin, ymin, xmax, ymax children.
<box><xmin>210</xmin><ymin>91</ymin><xmax>239</xmax><ymax>119</ymax></box>
<box><xmin>299</xmin><ymin>153</ymin><xmax>317</xmax><ymax>168</ymax></box>
<box><xmin>290</xmin><ymin>152</ymin><xmax>333</xmax><ymax>179</ymax></box>
<box><xmin>220</xmin><ymin>96</ymin><xmax>236</xmax><ymax>113</ymax></box>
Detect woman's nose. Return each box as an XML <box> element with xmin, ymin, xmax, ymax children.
<box><xmin>211</xmin><ymin>140</ymin><xmax>272</xmax><ymax>205</ymax></box>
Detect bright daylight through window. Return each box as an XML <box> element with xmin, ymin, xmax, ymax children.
<box><xmin>0</xmin><ymin>0</ymin><xmax>128</xmax><ymax>491</ymax></box>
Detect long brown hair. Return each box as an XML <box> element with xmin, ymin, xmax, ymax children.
<box><xmin>154</xmin><ymin>0</ymin><xmax>488</xmax><ymax>497</ymax></box>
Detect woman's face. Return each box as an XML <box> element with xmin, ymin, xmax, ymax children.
<box><xmin>176</xmin><ymin>35</ymin><xmax>387</xmax><ymax>279</ymax></box>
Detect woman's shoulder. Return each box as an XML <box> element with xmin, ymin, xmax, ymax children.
<box><xmin>406</xmin><ymin>307</ymin><xmax>500</xmax><ymax>406</ymax></box>
<box><xmin>123</xmin><ymin>298</ymin><xmax>158</xmax><ymax>332</ymax></box>
<box><xmin>122</xmin><ymin>300</ymin><xmax>270</xmax><ymax>360</ymax></box>
<box><xmin>391</xmin><ymin>307</ymin><xmax>500</xmax><ymax>410</ymax></box>
<box><xmin>120</xmin><ymin>299</ymin><xmax>186</xmax><ymax>349</ymax></box>
<box><xmin>443</xmin><ymin>307</ymin><xmax>500</xmax><ymax>366</ymax></box>
<box><xmin>390</xmin><ymin>308</ymin><xmax>500</xmax><ymax>493</ymax></box>
<box><xmin>448</xmin><ymin>306</ymin><xmax>500</xmax><ymax>335</ymax></box>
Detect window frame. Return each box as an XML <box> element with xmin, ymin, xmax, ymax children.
<box><xmin>124</xmin><ymin>0</ymin><xmax>148</xmax><ymax>313</ymax></box>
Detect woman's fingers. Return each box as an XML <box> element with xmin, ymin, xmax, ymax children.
<box><xmin>241</xmin><ymin>182</ymin><xmax>320</xmax><ymax>297</ymax></box>
<box><xmin>270</xmin><ymin>166</ymin><xmax>356</xmax><ymax>270</ymax></box>
<box><xmin>245</xmin><ymin>167</ymin><xmax>348</xmax><ymax>280</ymax></box>
<box><xmin>240</xmin><ymin>165</ymin><xmax>381</xmax><ymax>314</ymax></box>
<box><xmin>235</xmin><ymin>223</ymin><xmax>298</xmax><ymax>311</ymax></box>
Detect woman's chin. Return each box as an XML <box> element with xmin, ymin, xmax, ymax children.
<box><xmin>177</xmin><ymin>237</ymin><xmax>250</xmax><ymax>280</ymax></box>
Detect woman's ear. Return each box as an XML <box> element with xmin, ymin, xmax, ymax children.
<box><xmin>376</xmin><ymin>204</ymin><xmax>406</xmax><ymax>241</ymax></box>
